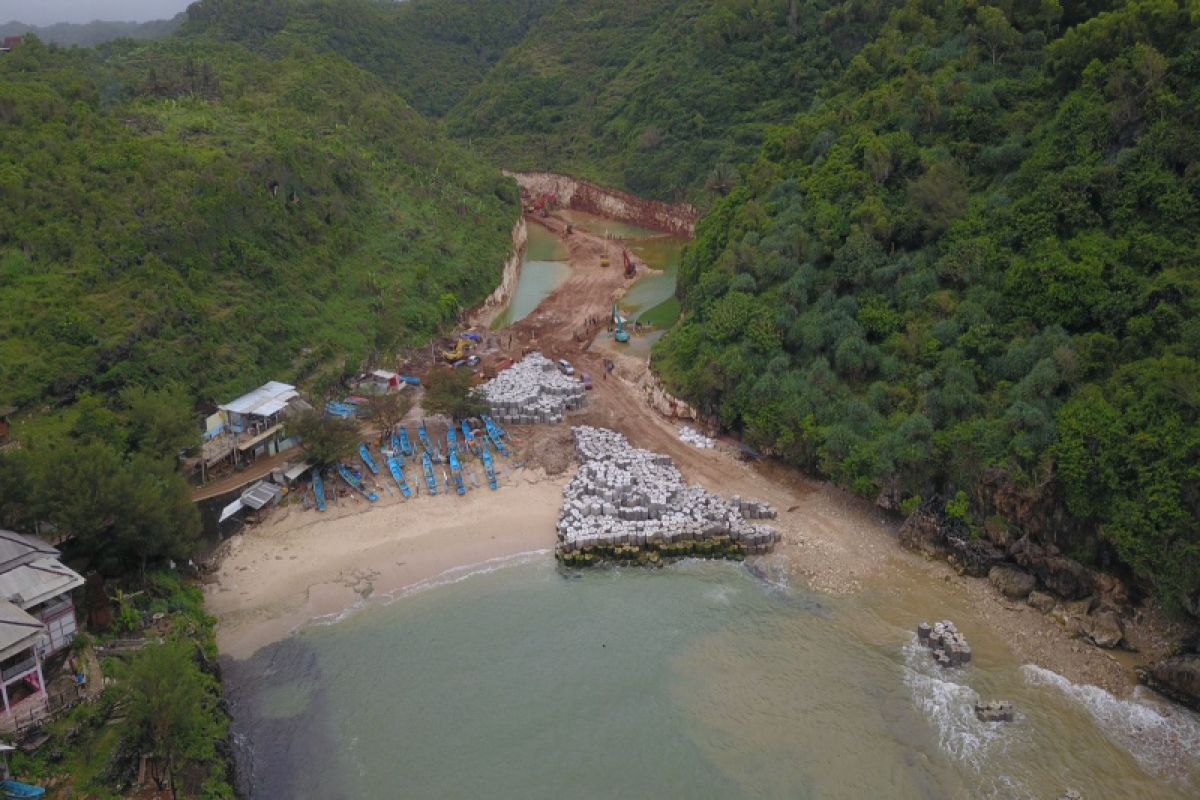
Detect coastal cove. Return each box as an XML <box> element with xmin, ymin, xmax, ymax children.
<box><xmin>211</xmin><ymin>193</ymin><xmax>1200</xmax><ymax>799</ymax></box>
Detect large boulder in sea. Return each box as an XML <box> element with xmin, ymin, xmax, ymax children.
<box><xmin>1141</xmin><ymin>655</ymin><xmax>1200</xmax><ymax>712</ymax></box>
<box><xmin>989</xmin><ymin>565</ymin><xmax>1036</xmax><ymax>600</ymax></box>
<box><xmin>1009</xmin><ymin>536</ymin><xmax>1094</xmax><ymax>600</ymax></box>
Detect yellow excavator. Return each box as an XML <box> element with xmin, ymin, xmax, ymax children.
<box><xmin>441</xmin><ymin>338</ymin><xmax>471</xmax><ymax>363</ymax></box>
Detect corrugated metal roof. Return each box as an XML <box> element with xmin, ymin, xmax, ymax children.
<box><xmin>0</xmin><ymin>599</ymin><xmax>44</xmax><ymax>660</ymax></box>
<box><xmin>219</xmin><ymin>499</ymin><xmax>244</xmax><ymax>523</ymax></box>
<box><xmin>0</xmin><ymin>558</ymin><xmax>84</xmax><ymax>610</ymax></box>
<box><xmin>219</xmin><ymin>381</ymin><xmax>298</xmax><ymax>417</ymax></box>
<box><xmin>241</xmin><ymin>481</ymin><xmax>282</xmax><ymax>510</ymax></box>
<box><xmin>0</xmin><ymin>530</ymin><xmax>59</xmax><ymax>573</ymax></box>
<box><xmin>371</xmin><ymin>370</ymin><xmax>398</xmax><ymax>380</ymax></box>
<box><xmin>283</xmin><ymin>461</ymin><xmax>313</xmax><ymax>481</ymax></box>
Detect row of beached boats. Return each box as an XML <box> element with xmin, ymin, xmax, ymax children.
<box><xmin>311</xmin><ymin>416</ymin><xmax>510</xmax><ymax>509</ymax></box>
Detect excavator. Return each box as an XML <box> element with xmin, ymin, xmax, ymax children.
<box><xmin>612</xmin><ymin>304</ymin><xmax>630</xmax><ymax>343</ymax></box>
<box><xmin>441</xmin><ymin>337</ymin><xmax>472</xmax><ymax>363</ymax></box>
<box><xmin>622</xmin><ymin>248</ymin><xmax>637</xmax><ymax>279</ymax></box>
<box><xmin>528</xmin><ymin>192</ymin><xmax>558</xmax><ymax>218</ymax></box>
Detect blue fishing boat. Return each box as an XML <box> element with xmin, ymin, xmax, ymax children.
<box><xmin>313</xmin><ymin>470</ymin><xmax>327</xmax><ymax>512</ymax></box>
<box><xmin>325</xmin><ymin>401</ymin><xmax>356</xmax><ymax>418</ymax></box>
<box><xmin>0</xmin><ymin>780</ymin><xmax>46</xmax><ymax>799</ymax></box>
<box><xmin>460</xmin><ymin>419</ymin><xmax>476</xmax><ymax>454</ymax></box>
<box><xmin>337</xmin><ymin>464</ymin><xmax>378</xmax><ymax>502</ymax></box>
<box><xmin>483</xmin><ymin>414</ymin><xmax>507</xmax><ymax>441</ymax></box>
<box><xmin>447</xmin><ymin>427</ymin><xmax>459</xmax><ymax>457</ymax></box>
<box><xmin>398</xmin><ymin>426</ymin><xmax>413</xmax><ymax>457</ymax></box>
<box><xmin>418</xmin><ymin>423</ymin><xmax>434</xmax><ymax>456</ymax></box>
<box><xmin>389</xmin><ymin>433</ymin><xmax>406</xmax><ymax>466</ymax></box>
<box><xmin>448</xmin><ymin>449</ymin><xmax>466</xmax><ymax>496</ymax></box>
<box><xmin>421</xmin><ymin>452</ymin><xmax>439</xmax><ymax>495</ymax></box>
<box><xmin>480</xmin><ymin>447</ymin><xmax>498</xmax><ymax>491</ymax></box>
<box><xmin>358</xmin><ymin>443</ymin><xmax>380</xmax><ymax>475</ymax></box>
<box><xmin>400</xmin><ymin>375</ymin><xmax>421</xmax><ymax>386</ymax></box>
<box><xmin>387</xmin><ymin>456</ymin><xmax>414</xmax><ymax>498</ymax></box>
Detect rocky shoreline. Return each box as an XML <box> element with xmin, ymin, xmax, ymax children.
<box><xmin>896</xmin><ymin>497</ymin><xmax>1200</xmax><ymax>711</ymax></box>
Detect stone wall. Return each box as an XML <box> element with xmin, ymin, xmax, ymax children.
<box><xmin>505</xmin><ymin>171</ymin><xmax>700</xmax><ymax>236</ymax></box>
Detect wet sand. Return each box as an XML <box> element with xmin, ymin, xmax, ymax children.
<box><xmin>206</xmin><ymin>470</ymin><xmax>567</xmax><ymax>660</ymax></box>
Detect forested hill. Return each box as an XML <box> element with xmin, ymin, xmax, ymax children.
<box><xmin>0</xmin><ymin>15</ymin><xmax>184</xmax><ymax>47</ymax></box>
<box><xmin>445</xmin><ymin>0</ymin><xmax>895</xmax><ymax>202</ymax></box>
<box><xmin>0</xmin><ymin>31</ymin><xmax>517</xmax><ymax>415</ymax></box>
<box><xmin>179</xmin><ymin>0</ymin><xmax>559</xmax><ymax>117</ymax></box>
<box><xmin>654</xmin><ymin>0</ymin><xmax>1200</xmax><ymax>610</ymax></box>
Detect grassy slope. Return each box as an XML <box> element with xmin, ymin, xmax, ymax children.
<box><xmin>0</xmin><ymin>34</ymin><xmax>517</xmax><ymax>413</ymax></box>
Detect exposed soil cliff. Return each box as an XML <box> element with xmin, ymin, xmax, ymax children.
<box><xmin>505</xmin><ymin>171</ymin><xmax>700</xmax><ymax>236</ymax></box>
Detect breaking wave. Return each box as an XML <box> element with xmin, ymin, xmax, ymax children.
<box><xmin>1023</xmin><ymin>664</ymin><xmax>1200</xmax><ymax>787</ymax></box>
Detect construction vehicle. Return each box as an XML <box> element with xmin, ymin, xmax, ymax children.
<box><xmin>612</xmin><ymin>304</ymin><xmax>630</xmax><ymax>343</ymax></box>
<box><xmin>529</xmin><ymin>192</ymin><xmax>558</xmax><ymax>218</ymax></box>
<box><xmin>441</xmin><ymin>337</ymin><xmax>472</xmax><ymax>363</ymax></box>
<box><xmin>622</xmin><ymin>248</ymin><xmax>637</xmax><ymax>279</ymax></box>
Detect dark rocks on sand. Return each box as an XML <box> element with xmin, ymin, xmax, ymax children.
<box><xmin>1080</xmin><ymin>608</ymin><xmax>1125</xmax><ymax>649</ymax></box>
<box><xmin>1141</xmin><ymin>654</ymin><xmax>1200</xmax><ymax>713</ymax></box>
<box><xmin>1009</xmin><ymin>536</ymin><xmax>1094</xmax><ymax>600</ymax></box>
<box><xmin>1027</xmin><ymin>590</ymin><xmax>1057</xmax><ymax>614</ymax></box>
<box><xmin>989</xmin><ymin>565</ymin><xmax>1036</xmax><ymax>600</ymax></box>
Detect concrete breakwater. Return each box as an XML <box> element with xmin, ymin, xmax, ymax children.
<box><xmin>480</xmin><ymin>352</ymin><xmax>587</xmax><ymax>424</ymax></box>
<box><xmin>505</xmin><ymin>171</ymin><xmax>700</xmax><ymax>236</ymax></box>
<box><xmin>556</xmin><ymin>426</ymin><xmax>778</xmax><ymax>566</ymax></box>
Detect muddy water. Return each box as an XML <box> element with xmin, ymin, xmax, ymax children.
<box><xmin>491</xmin><ymin>224</ymin><xmax>571</xmax><ymax>328</ymax></box>
<box><xmin>225</xmin><ymin>556</ymin><xmax>1200</xmax><ymax>799</ymax></box>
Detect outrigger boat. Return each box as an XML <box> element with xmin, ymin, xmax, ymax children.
<box><xmin>358</xmin><ymin>443</ymin><xmax>380</xmax><ymax>475</ymax></box>
<box><xmin>418</xmin><ymin>422</ymin><xmax>435</xmax><ymax>459</ymax></box>
<box><xmin>338</xmin><ymin>464</ymin><xmax>378</xmax><ymax>502</ymax></box>
<box><xmin>480</xmin><ymin>447</ymin><xmax>498</xmax><ymax>491</ymax></box>
<box><xmin>389</xmin><ymin>433</ymin><xmax>407</xmax><ymax>465</ymax></box>
<box><xmin>447</xmin><ymin>427</ymin><xmax>459</xmax><ymax>458</ymax></box>
<box><xmin>482</xmin><ymin>416</ymin><xmax>509</xmax><ymax>458</ymax></box>
<box><xmin>313</xmin><ymin>470</ymin><xmax>327</xmax><ymax>511</ymax></box>
<box><xmin>398</xmin><ymin>426</ymin><xmax>413</xmax><ymax>457</ymax></box>
<box><xmin>421</xmin><ymin>452</ymin><xmax>439</xmax><ymax>495</ymax></box>
<box><xmin>448</xmin><ymin>449</ymin><xmax>466</xmax><ymax>496</ymax></box>
<box><xmin>387</xmin><ymin>456</ymin><xmax>414</xmax><ymax>498</ymax></box>
<box><xmin>460</xmin><ymin>419</ymin><xmax>477</xmax><ymax>455</ymax></box>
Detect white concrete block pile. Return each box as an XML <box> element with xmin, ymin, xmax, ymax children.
<box><xmin>480</xmin><ymin>351</ymin><xmax>586</xmax><ymax>424</ymax></box>
<box><xmin>557</xmin><ymin>426</ymin><xmax>779</xmax><ymax>555</ymax></box>
<box><xmin>678</xmin><ymin>426</ymin><xmax>715</xmax><ymax>448</ymax></box>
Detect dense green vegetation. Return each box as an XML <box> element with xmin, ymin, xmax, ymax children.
<box><xmin>0</xmin><ymin>33</ymin><xmax>517</xmax><ymax>415</ymax></box>
<box><xmin>10</xmin><ymin>574</ymin><xmax>234</xmax><ymax>798</ymax></box>
<box><xmin>653</xmin><ymin>0</ymin><xmax>1200</xmax><ymax>609</ymax></box>
<box><xmin>447</xmin><ymin>0</ymin><xmax>894</xmax><ymax>201</ymax></box>
<box><xmin>0</xmin><ymin>15</ymin><xmax>184</xmax><ymax>48</ymax></box>
<box><xmin>181</xmin><ymin>0</ymin><xmax>559</xmax><ymax>117</ymax></box>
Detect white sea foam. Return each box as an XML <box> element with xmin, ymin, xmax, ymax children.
<box><xmin>305</xmin><ymin>549</ymin><xmax>552</xmax><ymax>630</ymax></box>
<box><xmin>1023</xmin><ymin>664</ymin><xmax>1200</xmax><ymax>786</ymax></box>
<box><xmin>902</xmin><ymin>637</ymin><xmax>1020</xmax><ymax>770</ymax></box>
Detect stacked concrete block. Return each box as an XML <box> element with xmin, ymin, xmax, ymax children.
<box><xmin>480</xmin><ymin>352</ymin><xmax>586</xmax><ymax>424</ymax></box>
<box><xmin>917</xmin><ymin>620</ymin><xmax>972</xmax><ymax>668</ymax></box>
<box><xmin>974</xmin><ymin>700</ymin><xmax>1014</xmax><ymax>723</ymax></box>
<box><xmin>557</xmin><ymin>426</ymin><xmax>779</xmax><ymax>563</ymax></box>
<box><xmin>679</xmin><ymin>426</ymin><xmax>715</xmax><ymax>448</ymax></box>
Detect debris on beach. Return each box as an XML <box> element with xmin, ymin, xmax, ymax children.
<box><xmin>479</xmin><ymin>352</ymin><xmax>586</xmax><ymax>424</ymax></box>
<box><xmin>678</xmin><ymin>425</ymin><xmax>715</xmax><ymax>449</ymax></box>
<box><xmin>917</xmin><ymin>620</ymin><xmax>972</xmax><ymax>667</ymax></box>
<box><xmin>556</xmin><ymin>426</ymin><xmax>778</xmax><ymax>566</ymax></box>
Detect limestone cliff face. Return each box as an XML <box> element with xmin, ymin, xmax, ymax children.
<box><xmin>476</xmin><ymin>216</ymin><xmax>528</xmax><ymax>322</ymax></box>
<box><xmin>505</xmin><ymin>171</ymin><xmax>699</xmax><ymax>236</ymax></box>
<box><xmin>637</xmin><ymin>369</ymin><xmax>699</xmax><ymax>421</ymax></box>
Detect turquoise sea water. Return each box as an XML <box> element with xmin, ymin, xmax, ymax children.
<box><xmin>226</xmin><ymin>557</ymin><xmax>1200</xmax><ymax>799</ymax></box>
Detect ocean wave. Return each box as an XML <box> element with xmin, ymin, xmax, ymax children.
<box><xmin>1023</xmin><ymin>664</ymin><xmax>1200</xmax><ymax>786</ymax></box>
<box><xmin>902</xmin><ymin>637</ymin><xmax>1021</xmax><ymax>771</ymax></box>
<box><xmin>380</xmin><ymin>548</ymin><xmax>552</xmax><ymax>603</ymax></box>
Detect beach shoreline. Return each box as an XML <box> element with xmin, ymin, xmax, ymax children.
<box><xmin>205</xmin><ymin>469</ymin><xmax>568</xmax><ymax>660</ymax></box>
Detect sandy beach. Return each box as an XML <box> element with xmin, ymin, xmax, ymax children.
<box><xmin>206</xmin><ymin>468</ymin><xmax>567</xmax><ymax>660</ymax></box>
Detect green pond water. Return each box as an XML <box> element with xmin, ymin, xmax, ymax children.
<box><xmin>491</xmin><ymin>225</ymin><xmax>571</xmax><ymax>328</ymax></box>
<box><xmin>226</xmin><ymin>557</ymin><xmax>1200</xmax><ymax>799</ymax></box>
